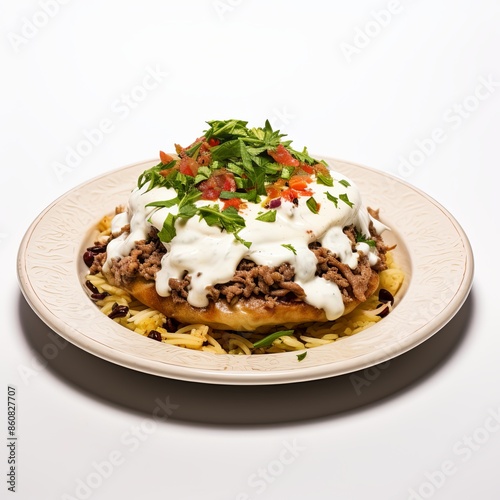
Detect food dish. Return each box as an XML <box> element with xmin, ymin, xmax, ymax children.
<box><xmin>84</xmin><ymin>120</ymin><xmax>404</xmax><ymax>354</ymax></box>
<box><xmin>17</xmin><ymin>156</ymin><xmax>473</xmax><ymax>385</ymax></box>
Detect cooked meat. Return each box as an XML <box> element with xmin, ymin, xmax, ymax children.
<box><xmin>89</xmin><ymin>252</ymin><xmax>107</xmax><ymax>275</ymax></box>
<box><xmin>92</xmin><ymin>224</ymin><xmax>387</xmax><ymax>307</ymax></box>
<box><xmin>311</xmin><ymin>245</ymin><xmax>374</xmax><ymax>303</ymax></box>
<box><xmin>204</xmin><ymin>260</ymin><xmax>304</xmax><ymax>308</ymax></box>
<box><xmin>91</xmin><ymin>228</ymin><xmax>166</xmax><ymax>286</ymax></box>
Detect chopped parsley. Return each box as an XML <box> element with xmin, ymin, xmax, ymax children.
<box><xmin>316</xmin><ymin>171</ymin><xmax>333</xmax><ymax>186</ymax></box>
<box><xmin>252</xmin><ymin>330</ymin><xmax>295</xmax><ymax>349</ymax></box>
<box><xmin>355</xmin><ymin>230</ymin><xmax>376</xmax><ymax>247</ymax></box>
<box><xmin>282</xmin><ymin>243</ymin><xmax>297</xmax><ymax>255</ymax></box>
<box><xmin>256</xmin><ymin>210</ymin><xmax>277</xmax><ymax>223</ymax></box>
<box><xmin>136</xmin><ymin>119</ymin><xmax>337</xmax><ymax>245</ymax></box>
<box><xmin>198</xmin><ymin>204</ymin><xmax>246</xmax><ymax>234</ymax></box>
<box><xmin>339</xmin><ymin>193</ymin><xmax>354</xmax><ymax>208</ymax></box>
<box><xmin>297</xmin><ymin>351</ymin><xmax>307</xmax><ymax>361</ymax></box>
<box><xmin>326</xmin><ymin>191</ymin><xmax>339</xmax><ymax>207</ymax></box>
<box><xmin>306</xmin><ymin>196</ymin><xmax>320</xmax><ymax>214</ymax></box>
<box><xmin>157</xmin><ymin>213</ymin><xmax>177</xmax><ymax>243</ymax></box>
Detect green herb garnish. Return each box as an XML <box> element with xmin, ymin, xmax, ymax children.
<box><xmin>339</xmin><ymin>193</ymin><xmax>354</xmax><ymax>208</ymax></box>
<box><xmin>157</xmin><ymin>212</ymin><xmax>177</xmax><ymax>243</ymax></box>
<box><xmin>146</xmin><ymin>197</ymin><xmax>179</xmax><ymax>209</ymax></box>
<box><xmin>252</xmin><ymin>330</ymin><xmax>295</xmax><ymax>349</ymax></box>
<box><xmin>316</xmin><ymin>172</ymin><xmax>333</xmax><ymax>187</ymax></box>
<box><xmin>198</xmin><ymin>205</ymin><xmax>246</xmax><ymax>234</ymax></box>
<box><xmin>282</xmin><ymin>243</ymin><xmax>297</xmax><ymax>254</ymax></box>
<box><xmin>137</xmin><ymin>119</ymin><xmax>330</xmax><ymax>246</ymax></box>
<box><xmin>326</xmin><ymin>192</ymin><xmax>339</xmax><ymax>207</ymax></box>
<box><xmin>256</xmin><ymin>210</ymin><xmax>277</xmax><ymax>223</ymax></box>
<box><xmin>306</xmin><ymin>196</ymin><xmax>320</xmax><ymax>214</ymax></box>
<box><xmin>234</xmin><ymin>230</ymin><xmax>252</xmax><ymax>249</ymax></box>
<box><xmin>297</xmin><ymin>351</ymin><xmax>307</xmax><ymax>361</ymax></box>
<box><xmin>355</xmin><ymin>231</ymin><xmax>376</xmax><ymax>247</ymax></box>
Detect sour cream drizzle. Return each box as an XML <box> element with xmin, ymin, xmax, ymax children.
<box><xmin>104</xmin><ymin>171</ymin><xmax>388</xmax><ymax>320</ymax></box>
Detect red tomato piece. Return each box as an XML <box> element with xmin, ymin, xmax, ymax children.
<box><xmin>267</xmin><ymin>144</ymin><xmax>300</xmax><ymax>167</ymax></box>
<box><xmin>178</xmin><ymin>156</ymin><xmax>199</xmax><ymax>177</ymax></box>
<box><xmin>159</xmin><ymin>151</ymin><xmax>173</xmax><ymax>164</ymax></box>
<box><xmin>222</xmin><ymin>198</ymin><xmax>242</xmax><ymax>210</ymax></box>
<box><xmin>281</xmin><ymin>188</ymin><xmax>299</xmax><ymax>202</ymax></box>
<box><xmin>201</xmin><ymin>187</ymin><xmax>220</xmax><ymax>200</ymax></box>
<box><xmin>281</xmin><ymin>187</ymin><xmax>313</xmax><ymax>202</ymax></box>
<box><xmin>198</xmin><ymin>170</ymin><xmax>236</xmax><ymax>200</ymax></box>
<box><xmin>298</xmin><ymin>163</ymin><xmax>314</xmax><ymax>174</ymax></box>
<box><xmin>288</xmin><ymin>175</ymin><xmax>312</xmax><ymax>191</ymax></box>
<box><xmin>221</xmin><ymin>175</ymin><xmax>236</xmax><ymax>192</ymax></box>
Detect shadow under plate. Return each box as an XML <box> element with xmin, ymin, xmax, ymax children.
<box><xmin>17</xmin><ymin>290</ymin><xmax>474</xmax><ymax>426</ymax></box>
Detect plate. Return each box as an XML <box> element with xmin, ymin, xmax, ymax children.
<box><xmin>17</xmin><ymin>158</ymin><xmax>474</xmax><ymax>385</ymax></box>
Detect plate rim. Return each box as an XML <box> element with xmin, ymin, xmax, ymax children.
<box><xmin>17</xmin><ymin>157</ymin><xmax>474</xmax><ymax>385</ymax></box>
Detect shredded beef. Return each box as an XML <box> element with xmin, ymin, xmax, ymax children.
<box><xmin>89</xmin><ymin>252</ymin><xmax>107</xmax><ymax>275</ymax></box>
<box><xmin>93</xmin><ymin>221</ymin><xmax>389</xmax><ymax>308</ymax></box>
<box><xmin>169</xmin><ymin>274</ymin><xmax>191</xmax><ymax>302</ymax></box>
<box><xmin>204</xmin><ymin>261</ymin><xmax>304</xmax><ymax>308</ymax></box>
<box><xmin>90</xmin><ymin>227</ymin><xmax>166</xmax><ymax>287</ymax></box>
<box><xmin>310</xmin><ymin>245</ymin><xmax>373</xmax><ymax>303</ymax></box>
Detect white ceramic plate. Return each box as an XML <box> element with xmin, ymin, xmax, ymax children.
<box><xmin>17</xmin><ymin>158</ymin><xmax>473</xmax><ymax>385</ymax></box>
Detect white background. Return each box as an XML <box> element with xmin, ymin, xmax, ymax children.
<box><xmin>1</xmin><ymin>1</ymin><xmax>499</xmax><ymax>499</ymax></box>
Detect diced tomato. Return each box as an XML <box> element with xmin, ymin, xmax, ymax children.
<box><xmin>198</xmin><ymin>177</ymin><xmax>217</xmax><ymax>199</ymax></box>
<box><xmin>265</xmin><ymin>187</ymin><xmax>281</xmax><ymax>200</ymax></box>
<box><xmin>178</xmin><ymin>156</ymin><xmax>199</xmax><ymax>177</ymax></box>
<box><xmin>288</xmin><ymin>175</ymin><xmax>312</xmax><ymax>191</ymax></box>
<box><xmin>222</xmin><ymin>197</ymin><xmax>243</xmax><ymax>210</ymax></box>
<box><xmin>208</xmin><ymin>138</ymin><xmax>220</xmax><ymax>147</ymax></box>
<box><xmin>298</xmin><ymin>163</ymin><xmax>314</xmax><ymax>174</ymax></box>
<box><xmin>201</xmin><ymin>187</ymin><xmax>220</xmax><ymax>200</ymax></box>
<box><xmin>221</xmin><ymin>175</ymin><xmax>236</xmax><ymax>192</ymax></box>
<box><xmin>298</xmin><ymin>188</ymin><xmax>313</xmax><ymax>197</ymax></box>
<box><xmin>207</xmin><ymin>171</ymin><xmax>236</xmax><ymax>191</ymax></box>
<box><xmin>281</xmin><ymin>188</ymin><xmax>299</xmax><ymax>202</ymax></box>
<box><xmin>159</xmin><ymin>151</ymin><xmax>173</xmax><ymax>164</ymax></box>
<box><xmin>265</xmin><ymin>178</ymin><xmax>286</xmax><ymax>199</ymax></box>
<box><xmin>198</xmin><ymin>170</ymin><xmax>236</xmax><ymax>200</ymax></box>
<box><xmin>281</xmin><ymin>187</ymin><xmax>313</xmax><ymax>202</ymax></box>
<box><xmin>267</xmin><ymin>144</ymin><xmax>300</xmax><ymax>166</ymax></box>
<box><xmin>314</xmin><ymin>162</ymin><xmax>330</xmax><ymax>176</ymax></box>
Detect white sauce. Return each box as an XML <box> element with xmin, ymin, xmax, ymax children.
<box><xmin>104</xmin><ymin>171</ymin><xmax>388</xmax><ymax>320</ymax></box>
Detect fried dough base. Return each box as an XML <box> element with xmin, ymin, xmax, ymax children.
<box><xmin>108</xmin><ymin>272</ymin><xmax>380</xmax><ymax>332</ymax></box>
